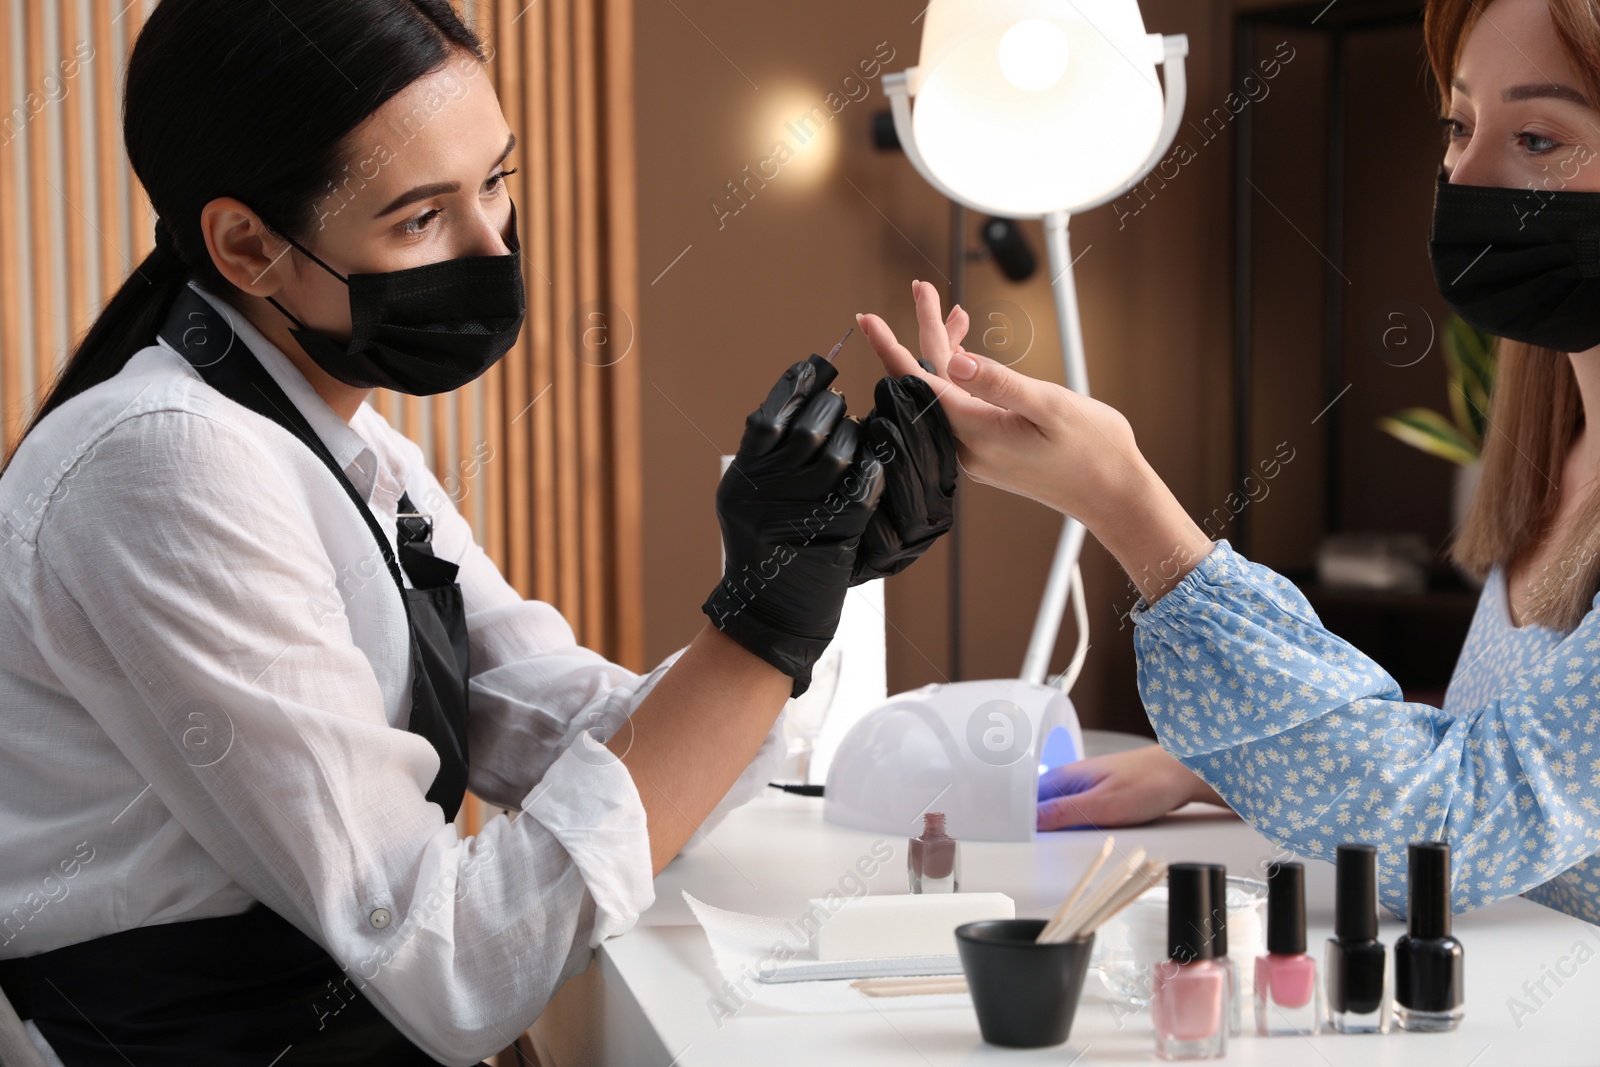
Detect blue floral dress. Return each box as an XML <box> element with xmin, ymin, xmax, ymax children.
<box><xmin>1131</xmin><ymin>539</ymin><xmax>1600</xmax><ymax>923</ymax></box>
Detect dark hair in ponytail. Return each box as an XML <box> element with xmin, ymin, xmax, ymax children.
<box><xmin>2</xmin><ymin>0</ymin><xmax>483</xmax><ymax>473</ymax></box>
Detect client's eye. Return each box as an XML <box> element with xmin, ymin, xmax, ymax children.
<box><xmin>1517</xmin><ymin>131</ymin><xmax>1561</xmax><ymax>155</ymax></box>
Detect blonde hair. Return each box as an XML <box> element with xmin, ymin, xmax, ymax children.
<box><xmin>1428</xmin><ymin>0</ymin><xmax>1600</xmax><ymax>631</ymax></box>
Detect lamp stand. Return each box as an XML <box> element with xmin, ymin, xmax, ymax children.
<box><xmin>1019</xmin><ymin>210</ymin><xmax>1091</xmax><ymax>686</ymax></box>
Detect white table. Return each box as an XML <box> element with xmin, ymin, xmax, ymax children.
<box><xmin>537</xmin><ymin>793</ymin><xmax>1600</xmax><ymax>1065</ymax></box>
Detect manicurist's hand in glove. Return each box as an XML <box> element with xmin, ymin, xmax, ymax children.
<box><xmin>856</xmin><ymin>279</ymin><xmax>1230</xmax><ymax>833</ymax></box>
<box><xmin>704</xmin><ymin>324</ymin><xmax>962</xmax><ymax>692</ymax></box>
<box><xmin>702</xmin><ymin>351</ymin><xmax>887</xmax><ymax>698</ymax></box>
<box><xmin>619</xmin><ymin>338</ymin><xmax>959</xmax><ymax>871</ymax></box>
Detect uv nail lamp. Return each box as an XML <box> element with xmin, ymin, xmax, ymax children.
<box><xmin>822</xmin><ymin>678</ymin><xmax>1084</xmax><ymax>842</ymax></box>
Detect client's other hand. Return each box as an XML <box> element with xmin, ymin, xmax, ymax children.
<box><xmin>1036</xmin><ymin>745</ymin><xmax>1229</xmax><ymax>831</ymax></box>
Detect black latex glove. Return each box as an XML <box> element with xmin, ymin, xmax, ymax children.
<box><xmin>852</xmin><ymin>366</ymin><xmax>958</xmax><ymax>584</ymax></box>
<box><xmin>703</xmin><ymin>354</ymin><xmax>886</xmax><ymax>698</ymax></box>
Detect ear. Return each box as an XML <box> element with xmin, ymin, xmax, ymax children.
<box><xmin>199</xmin><ymin>197</ymin><xmax>296</xmax><ymax>297</ymax></box>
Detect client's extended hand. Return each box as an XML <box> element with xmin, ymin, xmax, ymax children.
<box><xmin>1036</xmin><ymin>745</ymin><xmax>1228</xmax><ymax>831</ymax></box>
<box><xmin>856</xmin><ymin>280</ymin><xmax>1144</xmax><ymax>524</ymax></box>
<box><xmin>856</xmin><ymin>279</ymin><xmax>1215</xmax><ymax>607</ymax></box>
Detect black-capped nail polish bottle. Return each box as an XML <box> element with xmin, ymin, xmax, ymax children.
<box><xmin>1394</xmin><ymin>841</ymin><xmax>1464</xmax><ymax>1032</ymax></box>
<box><xmin>1151</xmin><ymin>864</ymin><xmax>1229</xmax><ymax>1060</ymax></box>
<box><xmin>1325</xmin><ymin>844</ymin><xmax>1390</xmax><ymax>1033</ymax></box>
<box><xmin>1254</xmin><ymin>861</ymin><xmax>1321</xmax><ymax>1036</ymax></box>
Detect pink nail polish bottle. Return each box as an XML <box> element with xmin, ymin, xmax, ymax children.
<box><xmin>1254</xmin><ymin>861</ymin><xmax>1322</xmax><ymax>1036</ymax></box>
<box><xmin>1152</xmin><ymin>864</ymin><xmax>1228</xmax><ymax>1060</ymax></box>
<box><xmin>1206</xmin><ymin>865</ymin><xmax>1241</xmax><ymax>1037</ymax></box>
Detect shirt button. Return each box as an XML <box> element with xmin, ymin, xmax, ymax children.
<box><xmin>369</xmin><ymin>908</ymin><xmax>391</xmax><ymax>929</ymax></box>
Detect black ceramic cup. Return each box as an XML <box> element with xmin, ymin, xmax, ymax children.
<box><xmin>955</xmin><ymin>919</ymin><xmax>1095</xmax><ymax>1048</ymax></box>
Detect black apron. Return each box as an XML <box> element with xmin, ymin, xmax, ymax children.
<box><xmin>0</xmin><ymin>289</ymin><xmax>485</xmax><ymax>1066</ymax></box>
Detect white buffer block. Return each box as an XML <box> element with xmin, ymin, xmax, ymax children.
<box><xmin>812</xmin><ymin>892</ymin><xmax>1015</xmax><ymax>960</ymax></box>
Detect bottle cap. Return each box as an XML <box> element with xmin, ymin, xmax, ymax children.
<box><xmin>1335</xmin><ymin>844</ymin><xmax>1378</xmax><ymax>941</ymax></box>
<box><xmin>1167</xmin><ymin>863</ymin><xmax>1217</xmax><ymax>961</ymax></box>
<box><xmin>1205</xmin><ymin>864</ymin><xmax>1229</xmax><ymax>956</ymax></box>
<box><xmin>1265</xmin><ymin>861</ymin><xmax>1306</xmax><ymax>955</ymax></box>
<box><xmin>1408</xmin><ymin>841</ymin><xmax>1451</xmax><ymax>939</ymax></box>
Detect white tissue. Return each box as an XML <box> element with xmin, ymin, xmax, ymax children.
<box><xmin>684</xmin><ymin>892</ymin><xmax>971</xmax><ymax>1015</ymax></box>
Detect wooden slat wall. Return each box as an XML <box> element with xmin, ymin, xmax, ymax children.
<box><xmin>0</xmin><ymin>0</ymin><xmax>647</xmax><ymax>835</ymax></box>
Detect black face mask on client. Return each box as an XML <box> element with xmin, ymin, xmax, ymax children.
<box><xmin>266</xmin><ymin>203</ymin><xmax>527</xmax><ymax>395</ymax></box>
<box><xmin>1430</xmin><ymin>169</ymin><xmax>1600</xmax><ymax>353</ymax></box>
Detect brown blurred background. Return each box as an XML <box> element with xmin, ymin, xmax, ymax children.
<box><xmin>0</xmin><ymin>0</ymin><xmax>1458</xmax><ymax>746</ymax></box>
<box><xmin>631</xmin><ymin>0</ymin><xmax>1458</xmax><ymax>731</ymax></box>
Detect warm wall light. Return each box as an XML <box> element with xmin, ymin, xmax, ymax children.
<box><xmin>757</xmin><ymin>87</ymin><xmax>843</xmax><ymax>188</ymax></box>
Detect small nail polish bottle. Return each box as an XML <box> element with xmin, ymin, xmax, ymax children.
<box><xmin>1255</xmin><ymin>861</ymin><xmax>1321</xmax><ymax>1035</ymax></box>
<box><xmin>907</xmin><ymin>812</ymin><xmax>959</xmax><ymax>894</ymax></box>
<box><xmin>1206</xmin><ymin>865</ymin><xmax>1241</xmax><ymax>1037</ymax></box>
<box><xmin>1152</xmin><ymin>864</ymin><xmax>1228</xmax><ymax>1060</ymax></box>
<box><xmin>1394</xmin><ymin>841</ymin><xmax>1464</xmax><ymax>1032</ymax></box>
<box><xmin>1325</xmin><ymin>844</ymin><xmax>1390</xmax><ymax>1033</ymax></box>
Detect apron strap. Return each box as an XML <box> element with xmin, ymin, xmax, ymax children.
<box><xmin>157</xmin><ymin>288</ymin><xmax>469</xmax><ymax>820</ymax></box>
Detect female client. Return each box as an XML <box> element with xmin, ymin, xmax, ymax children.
<box><xmin>859</xmin><ymin>0</ymin><xmax>1600</xmax><ymax>925</ymax></box>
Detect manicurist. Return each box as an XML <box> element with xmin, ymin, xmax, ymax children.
<box><xmin>0</xmin><ymin>2</ymin><xmax>956</xmax><ymax>1063</ymax></box>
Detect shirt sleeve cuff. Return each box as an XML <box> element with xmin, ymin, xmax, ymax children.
<box><xmin>1126</xmin><ymin>538</ymin><xmax>1234</xmax><ymax>626</ymax></box>
<box><xmin>520</xmin><ymin>739</ymin><xmax>655</xmax><ymax>947</ymax></box>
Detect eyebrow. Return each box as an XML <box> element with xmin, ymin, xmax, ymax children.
<box><xmin>1504</xmin><ymin>82</ymin><xmax>1591</xmax><ymax>107</ymax></box>
<box><xmin>1452</xmin><ymin>76</ymin><xmax>1591</xmax><ymax>108</ymax></box>
<box><xmin>373</xmin><ymin>133</ymin><xmax>519</xmax><ymax>219</ymax></box>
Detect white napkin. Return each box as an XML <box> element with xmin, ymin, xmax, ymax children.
<box><xmin>684</xmin><ymin>892</ymin><xmax>972</xmax><ymax>1015</ymax></box>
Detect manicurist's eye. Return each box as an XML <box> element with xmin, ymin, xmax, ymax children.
<box><xmin>400</xmin><ymin>207</ymin><xmax>442</xmax><ymax>237</ymax></box>
<box><xmin>1439</xmin><ymin>115</ymin><xmax>1469</xmax><ymax>142</ymax></box>
<box><xmin>483</xmin><ymin>167</ymin><xmax>518</xmax><ymax>196</ymax></box>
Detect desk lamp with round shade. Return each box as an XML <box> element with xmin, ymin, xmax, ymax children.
<box><xmin>823</xmin><ymin>1</ymin><xmax>1189</xmax><ymax>842</ymax></box>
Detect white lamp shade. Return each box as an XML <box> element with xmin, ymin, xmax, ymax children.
<box><xmin>910</xmin><ymin>0</ymin><xmax>1165</xmax><ymax>216</ymax></box>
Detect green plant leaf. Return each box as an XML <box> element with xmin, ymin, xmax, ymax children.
<box><xmin>1442</xmin><ymin>314</ymin><xmax>1496</xmax><ymax>449</ymax></box>
<box><xmin>1377</xmin><ymin>409</ymin><xmax>1480</xmax><ymax>466</ymax></box>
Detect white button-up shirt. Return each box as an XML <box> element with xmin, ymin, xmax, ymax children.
<box><xmin>0</xmin><ymin>282</ymin><xmax>784</xmax><ymax>1065</ymax></box>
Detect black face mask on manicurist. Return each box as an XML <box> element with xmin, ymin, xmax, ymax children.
<box><xmin>1430</xmin><ymin>170</ymin><xmax>1600</xmax><ymax>353</ymax></box>
<box><xmin>267</xmin><ymin>203</ymin><xmax>526</xmax><ymax>395</ymax></box>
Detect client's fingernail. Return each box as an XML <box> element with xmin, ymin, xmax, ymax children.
<box><xmin>951</xmin><ymin>353</ymin><xmax>977</xmax><ymax>380</ymax></box>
